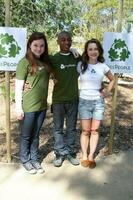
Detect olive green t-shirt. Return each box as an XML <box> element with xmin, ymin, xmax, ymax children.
<box><xmin>50</xmin><ymin>52</ymin><xmax>80</xmax><ymax>104</ymax></box>
<box><xmin>16</xmin><ymin>58</ymin><xmax>49</xmax><ymax>112</ymax></box>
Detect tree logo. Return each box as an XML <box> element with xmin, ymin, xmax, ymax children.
<box><xmin>108</xmin><ymin>39</ymin><xmax>130</xmax><ymax>61</ymax></box>
<box><xmin>60</xmin><ymin>64</ymin><xmax>65</xmax><ymax>69</ymax></box>
<box><xmin>0</xmin><ymin>33</ymin><xmax>21</xmax><ymax>58</ymax></box>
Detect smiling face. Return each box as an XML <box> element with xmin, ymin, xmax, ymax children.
<box><xmin>87</xmin><ymin>42</ymin><xmax>100</xmax><ymax>64</ymax></box>
<box><xmin>30</xmin><ymin>39</ymin><xmax>45</xmax><ymax>57</ymax></box>
<box><xmin>57</xmin><ymin>32</ymin><xmax>72</xmax><ymax>53</ymax></box>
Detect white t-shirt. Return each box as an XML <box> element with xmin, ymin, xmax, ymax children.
<box><xmin>77</xmin><ymin>61</ymin><xmax>110</xmax><ymax>100</ymax></box>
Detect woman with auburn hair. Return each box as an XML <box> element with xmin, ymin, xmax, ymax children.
<box><xmin>77</xmin><ymin>38</ymin><xmax>114</xmax><ymax>169</ymax></box>
<box><xmin>15</xmin><ymin>32</ymin><xmax>52</xmax><ymax>174</ymax></box>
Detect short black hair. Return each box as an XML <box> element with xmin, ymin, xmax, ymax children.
<box><xmin>57</xmin><ymin>31</ymin><xmax>72</xmax><ymax>39</ymax></box>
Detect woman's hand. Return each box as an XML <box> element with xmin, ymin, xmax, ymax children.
<box><xmin>16</xmin><ymin>110</ymin><xmax>24</xmax><ymax>120</ymax></box>
<box><xmin>53</xmin><ymin>78</ymin><xmax>58</xmax><ymax>85</ymax></box>
<box><xmin>100</xmin><ymin>88</ymin><xmax>110</xmax><ymax>98</ymax></box>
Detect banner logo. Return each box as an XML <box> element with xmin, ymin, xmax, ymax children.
<box><xmin>108</xmin><ymin>39</ymin><xmax>130</xmax><ymax>61</ymax></box>
<box><xmin>0</xmin><ymin>33</ymin><xmax>21</xmax><ymax>58</ymax></box>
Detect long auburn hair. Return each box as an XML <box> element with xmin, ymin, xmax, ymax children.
<box><xmin>26</xmin><ymin>32</ymin><xmax>51</xmax><ymax>74</ymax></box>
<box><xmin>81</xmin><ymin>38</ymin><xmax>105</xmax><ymax>73</ymax></box>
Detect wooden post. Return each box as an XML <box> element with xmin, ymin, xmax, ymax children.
<box><xmin>4</xmin><ymin>0</ymin><xmax>11</xmax><ymax>162</ymax></box>
<box><xmin>108</xmin><ymin>75</ymin><xmax>118</xmax><ymax>154</ymax></box>
<box><xmin>108</xmin><ymin>0</ymin><xmax>123</xmax><ymax>154</ymax></box>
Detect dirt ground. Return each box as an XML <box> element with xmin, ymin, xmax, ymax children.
<box><xmin>0</xmin><ymin>76</ymin><xmax>133</xmax><ymax>163</ymax></box>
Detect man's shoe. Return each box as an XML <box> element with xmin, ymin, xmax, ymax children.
<box><xmin>23</xmin><ymin>162</ymin><xmax>37</xmax><ymax>174</ymax></box>
<box><xmin>53</xmin><ymin>156</ymin><xmax>64</xmax><ymax>167</ymax></box>
<box><xmin>67</xmin><ymin>154</ymin><xmax>79</xmax><ymax>166</ymax></box>
<box><xmin>31</xmin><ymin>161</ymin><xmax>45</xmax><ymax>174</ymax></box>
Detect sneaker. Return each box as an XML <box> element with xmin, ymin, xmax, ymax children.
<box><xmin>31</xmin><ymin>161</ymin><xmax>45</xmax><ymax>174</ymax></box>
<box><xmin>23</xmin><ymin>162</ymin><xmax>37</xmax><ymax>174</ymax></box>
<box><xmin>53</xmin><ymin>156</ymin><xmax>64</xmax><ymax>167</ymax></box>
<box><xmin>67</xmin><ymin>154</ymin><xmax>79</xmax><ymax>166</ymax></box>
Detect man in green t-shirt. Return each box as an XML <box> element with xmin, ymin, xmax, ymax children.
<box><xmin>50</xmin><ymin>31</ymin><xmax>80</xmax><ymax>167</ymax></box>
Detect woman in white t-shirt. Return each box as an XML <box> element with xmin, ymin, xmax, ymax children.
<box><xmin>77</xmin><ymin>38</ymin><xmax>114</xmax><ymax>169</ymax></box>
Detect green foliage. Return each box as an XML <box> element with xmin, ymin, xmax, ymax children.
<box><xmin>38</xmin><ymin>0</ymin><xmax>80</xmax><ymax>37</ymax></box>
<box><xmin>0</xmin><ymin>0</ymin><xmax>133</xmax><ymax>50</ymax></box>
<box><xmin>48</xmin><ymin>39</ymin><xmax>58</xmax><ymax>55</ymax></box>
<box><xmin>76</xmin><ymin>0</ymin><xmax>119</xmax><ymax>41</ymax></box>
<box><xmin>0</xmin><ymin>0</ymin><xmax>79</xmax><ymax>38</ymax></box>
<box><xmin>0</xmin><ymin>0</ymin><xmax>5</xmax><ymax>26</ymax></box>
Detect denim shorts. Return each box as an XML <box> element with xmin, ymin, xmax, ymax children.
<box><xmin>78</xmin><ymin>97</ymin><xmax>105</xmax><ymax>120</ymax></box>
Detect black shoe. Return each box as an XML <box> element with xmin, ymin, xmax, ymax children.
<box><xmin>53</xmin><ymin>155</ymin><xmax>65</xmax><ymax>167</ymax></box>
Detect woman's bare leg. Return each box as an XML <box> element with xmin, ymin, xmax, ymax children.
<box><xmin>80</xmin><ymin>119</ymin><xmax>91</xmax><ymax>160</ymax></box>
<box><xmin>88</xmin><ymin>119</ymin><xmax>101</xmax><ymax>161</ymax></box>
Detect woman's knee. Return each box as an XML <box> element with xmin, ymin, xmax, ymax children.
<box><xmin>90</xmin><ymin>129</ymin><xmax>99</xmax><ymax>135</ymax></box>
<box><xmin>82</xmin><ymin>129</ymin><xmax>91</xmax><ymax>136</ymax></box>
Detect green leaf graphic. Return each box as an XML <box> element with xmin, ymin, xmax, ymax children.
<box><xmin>114</xmin><ymin>40</ymin><xmax>125</xmax><ymax>49</ymax></box>
<box><xmin>0</xmin><ymin>44</ymin><xmax>7</xmax><ymax>57</ymax></box>
<box><xmin>108</xmin><ymin>48</ymin><xmax>119</xmax><ymax>61</ymax></box>
<box><xmin>108</xmin><ymin>39</ymin><xmax>131</xmax><ymax>62</ymax></box>
<box><xmin>0</xmin><ymin>33</ymin><xmax>21</xmax><ymax>58</ymax></box>
<box><xmin>120</xmin><ymin>48</ymin><xmax>131</xmax><ymax>61</ymax></box>
<box><xmin>1</xmin><ymin>34</ymin><xmax>14</xmax><ymax>45</ymax></box>
<box><xmin>9</xmin><ymin>44</ymin><xmax>17</xmax><ymax>57</ymax></box>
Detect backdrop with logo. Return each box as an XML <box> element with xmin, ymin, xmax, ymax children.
<box><xmin>103</xmin><ymin>32</ymin><xmax>133</xmax><ymax>74</ymax></box>
<box><xmin>0</xmin><ymin>27</ymin><xmax>27</xmax><ymax>71</ymax></box>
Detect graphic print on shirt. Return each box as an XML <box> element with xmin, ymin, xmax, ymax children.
<box><xmin>91</xmin><ymin>68</ymin><xmax>96</xmax><ymax>74</ymax></box>
<box><xmin>60</xmin><ymin>64</ymin><xmax>75</xmax><ymax>69</ymax></box>
<box><xmin>38</xmin><ymin>66</ymin><xmax>44</xmax><ymax>70</ymax></box>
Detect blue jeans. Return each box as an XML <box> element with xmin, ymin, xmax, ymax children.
<box><xmin>20</xmin><ymin>110</ymin><xmax>46</xmax><ymax>164</ymax></box>
<box><xmin>52</xmin><ymin>101</ymin><xmax>78</xmax><ymax>156</ymax></box>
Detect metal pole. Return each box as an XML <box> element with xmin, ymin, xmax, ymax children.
<box><xmin>108</xmin><ymin>0</ymin><xmax>123</xmax><ymax>154</ymax></box>
<box><xmin>4</xmin><ymin>0</ymin><xmax>11</xmax><ymax>162</ymax></box>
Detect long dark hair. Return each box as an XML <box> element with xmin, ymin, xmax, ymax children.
<box><xmin>81</xmin><ymin>38</ymin><xmax>105</xmax><ymax>73</ymax></box>
<box><xmin>26</xmin><ymin>32</ymin><xmax>51</xmax><ymax>74</ymax></box>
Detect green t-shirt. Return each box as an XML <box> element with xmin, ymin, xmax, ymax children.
<box><xmin>16</xmin><ymin>57</ymin><xmax>49</xmax><ymax>112</ymax></box>
<box><xmin>50</xmin><ymin>52</ymin><xmax>80</xmax><ymax>104</ymax></box>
